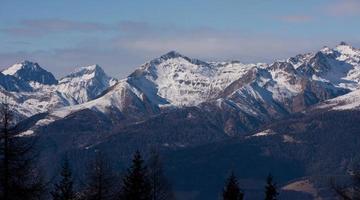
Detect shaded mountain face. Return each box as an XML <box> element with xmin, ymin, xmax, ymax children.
<box><xmin>2</xmin><ymin>61</ymin><xmax>58</xmax><ymax>85</ymax></box>
<box><xmin>0</xmin><ymin>72</ymin><xmax>32</xmax><ymax>92</ymax></box>
<box><xmin>158</xmin><ymin>108</ymin><xmax>360</xmax><ymax>199</ymax></box>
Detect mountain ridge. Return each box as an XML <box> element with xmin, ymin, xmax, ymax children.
<box><xmin>13</xmin><ymin>42</ymin><xmax>360</xmax><ymax>137</ymax></box>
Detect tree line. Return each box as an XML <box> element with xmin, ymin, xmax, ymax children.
<box><xmin>51</xmin><ymin>150</ymin><xmax>175</xmax><ymax>200</ymax></box>
<box><xmin>50</xmin><ymin>151</ymin><xmax>279</xmax><ymax>200</ymax></box>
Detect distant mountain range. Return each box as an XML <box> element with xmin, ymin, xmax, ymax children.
<box><xmin>2</xmin><ymin>42</ymin><xmax>360</xmax><ymax>199</ymax></box>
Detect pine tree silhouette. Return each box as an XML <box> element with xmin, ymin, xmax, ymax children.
<box><xmin>222</xmin><ymin>172</ymin><xmax>244</xmax><ymax>200</ymax></box>
<box><xmin>147</xmin><ymin>149</ymin><xmax>175</xmax><ymax>200</ymax></box>
<box><xmin>82</xmin><ymin>152</ymin><xmax>116</xmax><ymax>200</ymax></box>
<box><xmin>51</xmin><ymin>157</ymin><xmax>76</xmax><ymax>200</ymax></box>
<box><xmin>0</xmin><ymin>99</ymin><xmax>44</xmax><ymax>200</ymax></box>
<box><xmin>264</xmin><ymin>174</ymin><xmax>278</xmax><ymax>200</ymax></box>
<box><xmin>121</xmin><ymin>151</ymin><xmax>151</xmax><ymax>200</ymax></box>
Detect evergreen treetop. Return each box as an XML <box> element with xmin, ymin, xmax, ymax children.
<box><xmin>51</xmin><ymin>157</ymin><xmax>76</xmax><ymax>200</ymax></box>
<box><xmin>121</xmin><ymin>150</ymin><xmax>152</xmax><ymax>200</ymax></box>
<box><xmin>265</xmin><ymin>174</ymin><xmax>278</xmax><ymax>200</ymax></box>
<box><xmin>222</xmin><ymin>172</ymin><xmax>244</xmax><ymax>200</ymax></box>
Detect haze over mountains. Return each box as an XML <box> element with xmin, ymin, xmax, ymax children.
<box><xmin>2</xmin><ymin>42</ymin><xmax>360</xmax><ymax>199</ymax></box>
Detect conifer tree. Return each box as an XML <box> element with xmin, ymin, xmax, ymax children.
<box><xmin>147</xmin><ymin>149</ymin><xmax>175</xmax><ymax>200</ymax></box>
<box><xmin>0</xmin><ymin>100</ymin><xmax>44</xmax><ymax>200</ymax></box>
<box><xmin>222</xmin><ymin>172</ymin><xmax>244</xmax><ymax>200</ymax></box>
<box><xmin>51</xmin><ymin>157</ymin><xmax>76</xmax><ymax>200</ymax></box>
<box><xmin>121</xmin><ymin>150</ymin><xmax>151</xmax><ymax>200</ymax></box>
<box><xmin>82</xmin><ymin>152</ymin><xmax>115</xmax><ymax>200</ymax></box>
<box><xmin>265</xmin><ymin>174</ymin><xmax>278</xmax><ymax>200</ymax></box>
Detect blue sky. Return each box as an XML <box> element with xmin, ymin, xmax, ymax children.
<box><xmin>1</xmin><ymin>0</ymin><xmax>360</xmax><ymax>78</ymax></box>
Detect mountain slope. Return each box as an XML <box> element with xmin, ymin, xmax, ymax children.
<box><xmin>314</xmin><ymin>88</ymin><xmax>360</xmax><ymax>111</ymax></box>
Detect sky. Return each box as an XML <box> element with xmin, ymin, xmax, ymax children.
<box><xmin>0</xmin><ymin>0</ymin><xmax>360</xmax><ymax>78</ymax></box>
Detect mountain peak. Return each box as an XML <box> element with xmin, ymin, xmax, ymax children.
<box><xmin>160</xmin><ymin>51</ymin><xmax>187</xmax><ymax>60</ymax></box>
<box><xmin>78</xmin><ymin>64</ymin><xmax>103</xmax><ymax>74</ymax></box>
<box><xmin>81</xmin><ymin>64</ymin><xmax>101</xmax><ymax>71</ymax></box>
<box><xmin>156</xmin><ymin>51</ymin><xmax>210</xmax><ymax>67</ymax></box>
<box><xmin>320</xmin><ymin>46</ymin><xmax>334</xmax><ymax>54</ymax></box>
<box><xmin>335</xmin><ymin>42</ymin><xmax>358</xmax><ymax>56</ymax></box>
<box><xmin>2</xmin><ymin>60</ymin><xmax>39</xmax><ymax>76</ymax></box>
<box><xmin>58</xmin><ymin>64</ymin><xmax>117</xmax><ymax>103</ymax></box>
<box><xmin>338</xmin><ymin>41</ymin><xmax>350</xmax><ymax>46</ymax></box>
<box><xmin>2</xmin><ymin>61</ymin><xmax>58</xmax><ymax>85</ymax></box>
<box><xmin>65</xmin><ymin>64</ymin><xmax>107</xmax><ymax>80</ymax></box>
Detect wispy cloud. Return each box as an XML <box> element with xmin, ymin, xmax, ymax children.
<box><xmin>0</xmin><ymin>19</ymin><xmax>112</xmax><ymax>36</ymax></box>
<box><xmin>110</xmin><ymin>23</ymin><xmax>328</xmax><ymax>63</ymax></box>
<box><xmin>0</xmin><ymin>19</ymin><xmax>175</xmax><ymax>38</ymax></box>
<box><xmin>0</xmin><ymin>19</ymin><xmax>357</xmax><ymax>78</ymax></box>
<box><xmin>277</xmin><ymin>15</ymin><xmax>313</xmax><ymax>23</ymax></box>
<box><xmin>326</xmin><ymin>0</ymin><xmax>360</xmax><ymax>16</ymax></box>
<box><xmin>118</xmin><ymin>21</ymin><xmax>152</xmax><ymax>33</ymax></box>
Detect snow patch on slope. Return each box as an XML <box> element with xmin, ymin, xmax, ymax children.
<box><xmin>253</xmin><ymin>129</ymin><xmax>276</xmax><ymax>137</ymax></box>
<box><xmin>283</xmin><ymin>135</ymin><xmax>301</xmax><ymax>143</ymax></box>
<box><xmin>319</xmin><ymin>89</ymin><xmax>360</xmax><ymax>111</ymax></box>
<box><xmin>2</xmin><ymin>63</ymin><xmax>24</xmax><ymax>75</ymax></box>
<box><xmin>27</xmin><ymin>79</ymin><xmax>143</xmax><ymax>129</ymax></box>
<box><xmin>248</xmin><ymin>129</ymin><xmax>277</xmax><ymax>138</ymax></box>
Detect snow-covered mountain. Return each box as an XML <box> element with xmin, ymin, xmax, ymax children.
<box><xmin>0</xmin><ymin>61</ymin><xmax>117</xmax><ymax>122</ymax></box>
<box><xmin>18</xmin><ymin>52</ymin><xmax>262</xmax><ymax>132</ymax></box>
<box><xmin>216</xmin><ymin>42</ymin><xmax>360</xmax><ymax>118</ymax></box>
<box><xmin>57</xmin><ymin>64</ymin><xmax>117</xmax><ymax>104</ymax></box>
<box><xmin>290</xmin><ymin>42</ymin><xmax>360</xmax><ymax>90</ymax></box>
<box><xmin>4</xmin><ymin>42</ymin><xmax>360</xmax><ymax>136</ymax></box>
<box><xmin>128</xmin><ymin>51</ymin><xmax>257</xmax><ymax>106</ymax></box>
